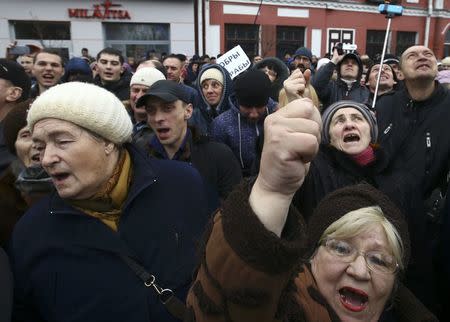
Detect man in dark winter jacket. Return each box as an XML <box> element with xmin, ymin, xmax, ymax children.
<box><xmin>94</xmin><ymin>47</ymin><xmax>131</xmax><ymax>101</ymax></box>
<box><xmin>376</xmin><ymin>45</ymin><xmax>450</xmax><ymax>198</ymax></box>
<box><xmin>190</xmin><ymin>64</ymin><xmax>234</xmax><ymax>135</ymax></box>
<box><xmin>137</xmin><ymin>80</ymin><xmax>242</xmax><ymax>202</ymax></box>
<box><xmin>311</xmin><ymin>49</ymin><xmax>369</xmax><ymax>111</ymax></box>
<box><xmin>0</xmin><ymin>247</ymin><xmax>12</xmax><ymax>322</ymax></box>
<box><xmin>210</xmin><ymin>70</ymin><xmax>276</xmax><ymax>177</ymax></box>
<box><xmin>9</xmin><ymin>82</ymin><xmax>209</xmax><ymax>322</ymax></box>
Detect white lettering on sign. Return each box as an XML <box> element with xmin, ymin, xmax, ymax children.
<box><xmin>216</xmin><ymin>45</ymin><xmax>251</xmax><ymax>79</ymax></box>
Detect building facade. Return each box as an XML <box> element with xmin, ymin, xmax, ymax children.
<box><xmin>204</xmin><ymin>0</ymin><xmax>450</xmax><ymax>59</ymax></box>
<box><xmin>0</xmin><ymin>0</ymin><xmax>196</xmax><ymax>59</ymax></box>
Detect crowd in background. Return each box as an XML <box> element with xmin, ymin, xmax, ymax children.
<box><xmin>0</xmin><ymin>40</ymin><xmax>450</xmax><ymax>321</ymax></box>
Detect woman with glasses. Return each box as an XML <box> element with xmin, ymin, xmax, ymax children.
<box><xmin>185</xmin><ymin>98</ymin><xmax>436</xmax><ymax>322</ymax></box>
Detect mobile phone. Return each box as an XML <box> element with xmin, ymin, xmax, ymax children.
<box><xmin>9</xmin><ymin>46</ymin><xmax>30</xmax><ymax>55</ymax></box>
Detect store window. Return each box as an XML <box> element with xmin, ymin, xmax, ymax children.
<box><xmin>104</xmin><ymin>23</ymin><xmax>170</xmax><ymax>60</ymax></box>
<box><xmin>396</xmin><ymin>31</ymin><xmax>416</xmax><ymax>56</ymax></box>
<box><xmin>366</xmin><ymin>30</ymin><xmax>386</xmax><ymax>59</ymax></box>
<box><xmin>10</xmin><ymin>20</ymin><xmax>71</xmax><ymax>60</ymax></box>
<box><xmin>225</xmin><ymin>24</ymin><xmax>259</xmax><ymax>57</ymax></box>
<box><xmin>276</xmin><ymin>26</ymin><xmax>305</xmax><ymax>59</ymax></box>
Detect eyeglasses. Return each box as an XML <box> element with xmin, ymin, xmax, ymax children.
<box><xmin>323</xmin><ymin>238</ymin><xmax>398</xmax><ymax>274</ymax></box>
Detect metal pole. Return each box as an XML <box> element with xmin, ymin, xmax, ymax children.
<box><xmin>372</xmin><ymin>17</ymin><xmax>392</xmax><ymax>109</ymax></box>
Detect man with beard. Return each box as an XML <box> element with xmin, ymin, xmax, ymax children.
<box><xmin>210</xmin><ymin>70</ymin><xmax>275</xmax><ymax>177</ymax></box>
<box><xmin>30</xmin><ymin>49</ymin><xmax>64</xmax><ymax>99</ymax></box>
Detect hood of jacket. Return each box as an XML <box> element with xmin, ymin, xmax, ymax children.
<box><xmin>196</xmin><ymin>64</ymin><xmax>234</xmax><ymax>115</ymax></box>
<box><xmin>253</xmin><ymin>57</ymin><xmax>290</xmax><ymax>102</ymax></box>
<box><xmin>337</xmin><ymin>52</ymin><xmax>364</xmax><ymax>82</ymax></box>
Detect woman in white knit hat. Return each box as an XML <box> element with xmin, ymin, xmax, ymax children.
<box><xmin>8</xmin><ymin>81</ymin><xmax>210</xmax><ymax>322</ymax></box>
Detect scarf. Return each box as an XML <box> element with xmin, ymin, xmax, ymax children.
<box><xmin>294</xmin><ymin>265</ymin><xmax>340</xmax><ymax>322</ymax></box>
<box><xmin>70</xmin><ymin>149</ymin><xmax>133</xmax><ymax>231</ymax></box>
<box><xmin>350</xmin><ymin>145</ymin><xmax>376</xmax><ymax>166</ymax></box>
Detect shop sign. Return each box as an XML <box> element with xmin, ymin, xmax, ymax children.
<box><xmin>68</xmin><ymin>0</ymin><xmax>131</xmax><ymax>20</ymax></box>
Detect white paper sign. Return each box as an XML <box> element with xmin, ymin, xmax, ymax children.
<box><xmin>216</xmin><ymin>45</ymin><xmax>251</xmax><ymax>79</ymax></box>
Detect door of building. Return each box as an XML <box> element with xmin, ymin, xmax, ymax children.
<box><xmin>327</xmin><ymin>29</ymin><xmax>355</xmax><ymax>55</ymax></box>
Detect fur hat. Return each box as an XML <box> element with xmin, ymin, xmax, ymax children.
<box><xmin>200</xmin><ymin>67</ymin><xmax>224</xmax><ymax>85</ymax></box>
<box><xmin>321</xmin><ymin>100</ymin><xmax>378</xmax><ymax>144</ymax></box>
<box><xmin>27</xmin><ymin>82</ymin><xmax>132</xmax><ymax>144</ymax></box>
<box><xmin>234</xmin><ymin>69</ymin><xmax>271</xmax><ymax>107</ymax></box>
<box><xmin>307</xmin><ymin>183</ymin><xmax>410</xmax><ymax>268</ymax></box>
<box><xmin>130</xmin><ymin>67</ymin><xmax>165</xmax><ymax>87</ymax></box>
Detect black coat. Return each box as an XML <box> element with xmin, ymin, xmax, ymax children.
<box><xmin>311</xmin><ymin>61</ymin><xmax>369</xmax><ymax>111</ymax></box>
<box><xmin>293</xmin><ymin>145</ymin><xmax>434</xmax><ymax>310</ymax></box>
<box><xmin>376</xmin><ymin>82</ymin><xmax>450</xmax><ymax>198</ymax></box>
<box><xmin>94</xmin><ymin>71</ymin><xmax>131</xmax><ymax>101</ymax></box>
<box><xmin>0</xmin><ymin>247</ymin><xmax>12</xmax><ymax>322</ymax></box>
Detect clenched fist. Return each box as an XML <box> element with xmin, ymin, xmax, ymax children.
<box><xmin>249</xmin><ymin>98</ymin><xmax>322</xmax><ymax>236</ymax></box>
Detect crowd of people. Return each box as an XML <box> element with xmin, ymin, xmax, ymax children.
<box><xmin>0</xmin><ymin>41</ymin><xmax>449</xmax><ymax>321</ymax></box>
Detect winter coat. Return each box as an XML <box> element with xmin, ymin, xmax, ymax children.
<box><xmin>189</xmin><ymin>64</ymin><xmax>234</xmax><ymax>135</ymax></box>
<box><xmin>9</xmin><ymin>144</ymin><xmax>210</xmax><ymax>322</ymax></box>
<box><xmin>185</xmin><ymin>181</ymin><xmax>438</xmax><ymax>322</ymax></box>
<box><xmin>253</xmin><ymin>57</ymin><xmax>290</xmax><ymax>102</ymax></box>
<box><xmin>0</xmin><ymin>247</ymin><xmax>13</xmax><ymax>322</ymax></box>
<box><xmin>293</xmin><ymin>144</ymin><xmax>434</xmax><ymax>310</ymax></box>
<box><xmin>93</xmin><ymin>71</ymin><xmax>132</xmax><ymax>101</ymax></box>
<box><xmin>144</xmin><ymin>128</ymin><xmax>242</xmax><ymax>202</ymax></box>
<box><xmin>311</xmin><ymin>61</ymin><xmax>370</xmax><ymax>111</ymax></box>
<box><xmin>210</xmin><ymin>95</ymin><xmax>276</xmax><ymax>177</ymax></box>
<box><xmin>375</xmin><ymin>82</ymin><xmax>450</xmax><ymax>198</ymax></box>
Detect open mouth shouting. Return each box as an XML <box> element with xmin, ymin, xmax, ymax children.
<box><xmin>343</xmin><ymin>133</ymin><xmax>360</xmax><ymax>143</ymax></box>
<box><xmin>156</xmin><ymin>127</ymin><xmax>171</xmax><ymax>140</ymax></box>
<box><xmin>339</xmin><ymin>287</ymin><xmax>369</xmax><ymax>312</ymax></box>
<box><xmin>49</xmin><ymin>172</ymin><xmax>71</xmax><ymax>186</ymax></box>
<box><xmin>42</xmin><ymin>73</ymin><xmax>56</xmax><ymax>84</ymax></box>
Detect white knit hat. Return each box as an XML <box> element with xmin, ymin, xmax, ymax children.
<box><xmin>200</xmin><ymin>68</ymin><xmax>224</xmax><ymax>85</ymax></box>
<box><xmin>27</xmin><ymin>82</ymin><xmax>133</xmax><ymax>144</ymax></box>
<box><xmin>130</xmin><ymin>67</ymin><xmax>166</xmax><ymax>87</ymax></box>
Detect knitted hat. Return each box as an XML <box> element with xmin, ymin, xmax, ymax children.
<box><xmin>321</xmin><ymin>100</ymin><xmax>378</xmax><ymax>144</ymax></box>
<box><xmin>27</xmin><ymin>82</ymin><xmax>132</xmax><ymax>144</ymax></box>
<box><xmin>234</xmin><ymin>69</ymin><xmax>271</xmax><ymax>107</ymax></box>
<box><xmin>307</xmin><ymin>183</ymin><xmax>410</xmax><ymax>268</ymax></box>
<box><xmin>200</xmin><ymin>67</ymin><xmax>224</xmax><ymax>85</ymax></box>
<box><xmin>0</xmin><ymin>58</ymin><xmax>31</xmax><ymax>102</ymax></box>
<box><xmin>130</xmin><ymin>67</ymin><xmax>165</xmax><ymax>87</ymax></box>
<box><xmin>294</xmin><ymin>47</ymin><xmax>313</xmax><ymax>62</ymax></box>
<box><xmin>2</xmin><ymin>101</ymin><xmax>30</xmax><ymax>155</ymax></box>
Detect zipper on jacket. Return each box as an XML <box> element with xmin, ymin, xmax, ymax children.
<box><xmin>425</xmin><ymin>132</ymin><xmax>432</xmax><ymax>175</ymax></box>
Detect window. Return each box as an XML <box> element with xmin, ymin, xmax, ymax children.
<box><xmin>104</xmin><ymin>23</ymin><xmax>170</xmax><ymax>60</ymax></box>
<box><xmin>12</xmin><ymin>20</ymin><xmax>71</xmax><ymax>40</ymax></box>
<box><xmin>327</xmin><ymin>29</ymin><xmax>355</xmax><ymax>56</ymax></box>
<box><xmin>225</xmin><ymin>24</ymin><xmax>259</xmax><ymax>57</ymax></box>
<box><xmin>444</xmin><ymin>28</ymin><xmax>450</xmax><ymax>57</ymax></box>
<box><xmin>366</xmin><ymin>30</ymin><xmax>386</xmax><ymax>59</ymax></box>
<box><xmin>396</xmin><ymin>31</ymin><xmax>416</xmax><ymax>56</ymax></box>
<box><xmin>276</xmin><ymin>26</ymin><xmax>305</xmax><ymax>59</ymax></box>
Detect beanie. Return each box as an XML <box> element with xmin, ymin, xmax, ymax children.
<box><xmin>3</xmin><ymin>101</ymin><xmax>30</xmax><ymax>155</ymax></box>
<box><xmin>234</xmin><ymin>70</ymin><xmax>271</xmax><ymax>107</ymax></box>
<box><xmin>200</xmin><ymin>67</ymin><xmax>224</xmax><ymax>85</ymax></box>
<box><xmin>294</xmin><ymin>47</ymin><xmax>313</xmax><ymax>62</ymax></box>
<box><xmin>307</xmin><ymin>183</ymin><xmax>410</xmax><ymax>268</ymax></box>
<box><xmin>27</xmin><ymin>82</ymin><xmax>132</xmax><ymax>144</ymax></box>
<box><xmin>0</xmin><ymin>58</ymin><xmax>31</xmax><ymax>102</ymax></box>
<box><xmin>321</xmin><ymin>100</ymin><xmax>378</xmax><ymax>144</ymax></box>
<box><xmin>130</xmin><ymin>67</ymin><xmax>165</xmax><ymax>87</ymax></box>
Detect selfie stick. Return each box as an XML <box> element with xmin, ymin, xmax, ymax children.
<box><xmin>372</xmin><ymin>2</ymin><xmax>403</xmax><ymax>109</ymax></box>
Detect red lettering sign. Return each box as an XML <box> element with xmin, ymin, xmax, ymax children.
<box><xmin>68</xmin><ymin>0</ymin><xmax>131</xmax><ymax>20</ymax></box>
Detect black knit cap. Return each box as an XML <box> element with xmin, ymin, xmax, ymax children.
<box><xmin>234</xmin><ymin>69</ymin><xmax>271</xmax><ymax>107</ymax></box>
<box><xmin>0</xmin><ymin>59</ymin><xmax>31</xmax><ymax>102</ymax></box>
<box><xmin>3</xmin><ymin>101</ymin><xmax>30</xmax><ymax>155</ymax></box>
<box><xmin>307</xmin><ymin>183</ymin><xmax>410</xmax><ymax>269</ymax></box>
